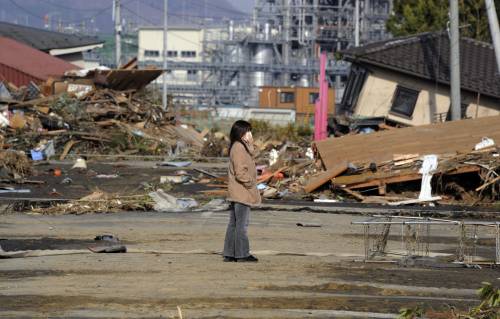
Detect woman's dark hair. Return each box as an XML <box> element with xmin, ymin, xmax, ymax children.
<box><xmin>229</xmin><ymin>120</ymin><xmax>252</xmax><ymax>152</ymax></box>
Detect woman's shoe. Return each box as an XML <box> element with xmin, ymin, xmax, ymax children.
<box><xmin>237</xmin><ymin>255</ymin><xmax>258</xmax><ymax>262</ymax></box>
<box><xmin>223</xmin><ymin>256</ymin><xmax>237</xmax><ymax>262</ymax></box>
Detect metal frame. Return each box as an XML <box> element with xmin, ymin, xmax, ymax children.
<box><xmin>353</xmin><ymin>216</ymin><xmax>500</xmax><ymax>264</ymax></box>
<box><xmin>152</xmin><ymin>0</ymin><xmax>392</xmax><ymax>107</ymax></box>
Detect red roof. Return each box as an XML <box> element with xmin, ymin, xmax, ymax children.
<box><xmin>0</xmin><ymin>36</ymin><xmax>79</xmax><ymax>86</ymax></box>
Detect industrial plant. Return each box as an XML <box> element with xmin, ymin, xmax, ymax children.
<box><xmin>138</xmin><ymin>0</ymin><xmax>393</xmax><ymax>108</ymax></box>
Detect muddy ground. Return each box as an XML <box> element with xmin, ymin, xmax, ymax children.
<box><xmin>0</xmin><ymin>208</ymin><xmax>499</xmax><ymax>318</ymax></box>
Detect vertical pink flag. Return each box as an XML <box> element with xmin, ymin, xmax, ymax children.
<box><xmin>314</xmin><ymin>51</ymin><xmax>329</xmax><ymax>141</ymax></box>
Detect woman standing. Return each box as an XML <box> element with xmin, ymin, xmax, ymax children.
<box><xmin>223</xmin><ymin>120</ymin><xmax>261</xmax><ymax>262</ymax></box>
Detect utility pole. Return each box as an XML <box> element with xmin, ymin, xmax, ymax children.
<box><xmin>162</xmin><ymin>0</ymin><xmax>168</xmax><ymax>111</ymax></box>
<box><xmin>485</xmin><ymin>0</ymin><xmax>500</xmax><ymax>74</ymax></box>
<box><xmin>114</xmin><ymin>0</ymin><xmax>122</xmax><ymax>67</ymax></box>
<box><xmin>354</xmin><ymin>0</ymin><xmax>360</xmax><ymax>46</ymax></box>
<box><xmin>449</xmin><ymin>0</ymin><xmax>461</xmax><ymax>121</ymax></box>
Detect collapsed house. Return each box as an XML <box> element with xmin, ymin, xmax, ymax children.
<box><xmin>339</xmin><ymin>32</ymin><xmax>500</xmax><ymax>126</ymax></box>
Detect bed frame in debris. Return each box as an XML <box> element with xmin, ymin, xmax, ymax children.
<box><xmin>352</xmin><ymin>216</ymin><xmax>500</xmax><ymax>265</ymax></box>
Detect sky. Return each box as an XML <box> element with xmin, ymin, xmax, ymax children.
<box><xmin>232</xmin><ymin>0</ymin><xmax>255</xmax><ymax>13</ymax></box>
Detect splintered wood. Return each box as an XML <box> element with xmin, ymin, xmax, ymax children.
<box><xmin>315</xmin><ymin>116</ymin><xmax>500</xmax><ymax>170</ymax></box>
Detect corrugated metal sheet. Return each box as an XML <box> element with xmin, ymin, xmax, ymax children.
<box><xmin>0</xmin><ymin>61</ymin><xmax>42</xmax><ymax>87</ymax></box>
<box><xmin>0</xmin><ymin>37</ymin><xmax>79</xmax><ymax>86</ymax></box>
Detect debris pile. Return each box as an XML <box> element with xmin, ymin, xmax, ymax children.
<box><xmin>308</xmin><ymin>116</ymin><xmax>500</xmax><ymax>205</ymax></box>
<box><xmin>0</xmin><ymin>68</ymin><xmax>205</xmax><ymax>160</ymax></box>
<box><xmin>0</xmin><ymin>150</ymin><xmax>32</xmax><ymax>180</ymax></box>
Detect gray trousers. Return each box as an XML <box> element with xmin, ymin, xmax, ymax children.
<box><xmin>223</xmin><ymin>202</ymin><xmax>250</xmax><ymax>258</ymax></box>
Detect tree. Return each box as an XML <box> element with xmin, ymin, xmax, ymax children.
<box><xmin>386</xmin><ymin>0</ymin><xmax>500</xmax><ymax>42</ymax></box>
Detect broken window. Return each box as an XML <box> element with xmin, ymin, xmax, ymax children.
<box><xmin>309</xmin><ymin>92</ymin><xmax>319</xmax><ymax>104</ymax></box>
<box><xmin>144</xmin><ymin>50</ymin><xmax>160</xmax><ymax>57</ymax></box>
<box><xmin>280</xmin><ymin>92</ymin><xmax>295</xmax><ymax>103</ymax></box>
<box><xmin>340</xmin><ymin>65</ymin><xmax>367</xmax><ymax>112</ymax></box>
<box><xmin>390</xmin><ymin>86</ymin><xmax>419</xmax><ymax>118</ymax></box>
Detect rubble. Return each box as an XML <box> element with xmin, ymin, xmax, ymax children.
<box><xmin>311</xmin><ymin>116</ymin><xmax>500</xmax><ymax>205</ymax></box>
<box><xmin>0</xmin><ymin>68</ymin><xmax>204</xmax><ymax>160</ymax></box>
<box><xmin>0</xmin><ymin>63</ymin><xmax>498</xmax><ymax>213</ymax></box>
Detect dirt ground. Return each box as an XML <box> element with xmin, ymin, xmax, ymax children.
<box><xmin>0</xmin><ymin>208</ymin><xmax>499</xmax><ymax>319</ymax></box>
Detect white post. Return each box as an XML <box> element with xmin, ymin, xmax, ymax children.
<box><xmin>449</xmin><ymin>0</ymin><xmax>461</xmax><ymax>121</ymax></box>
<box><xmin>114</xmin><ymin>0</ymin><xmax>121</xmax><ymax>67</ymax></box>
<box><xmin>162</xmin><ymin>0</ymin><xmax>168</xmax><ymax>111</ymax></box>
<box><xmin>485</xmin><ymin>0</ymin><xmax>500</xmax><ymax>74</ymax></box>
<box><xmin>354</xmin><ymin>0</ymin><xmax>360</xmax><ymax>46</ymax></box>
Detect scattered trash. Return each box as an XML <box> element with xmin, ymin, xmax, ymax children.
<box><xmin>53</xmin><ymin>168</ymin><xmax>62</xmax><ymax>177</ymax></box>
<box><xmin>418</xmin><ymin>154</ymin><xmax>438</xmax><ymax>200</ymax></box>
<box><xmin>269</xmin><ymin>149</ymin><xmax>279</xmax><ymax>166</ymax></box>
<box><xmin>257</xmin><ymin>183</ymin><xmax>267</xmax><ymax>190</ymax></box>
<box><xmin>160</xmin><ymin>175</ymin><xmax>190</xmax><ymax>184</ymax></box>
<box><xmin>474</xmin><ymin>137</ymin><xmax>495</xmax><ymax>150</ymax></box>
<box><xmin>0</xmin><ymin>187</ymin><xmax>30</xmax><ymax>194</ymax></box>
<box><xmin>149</xmin><ymin>189</ymin><xmax>198</xmax><ymax>212</ymax></box>
<box><xmin>196</xmin><ymin>198</ymin><xmax>230</xmax><ymax>212</ymax></box>
<box><xmin>60</xmin><ymin>177</ymin><xmax>73</xmax><ymax>184</ymax></box>
<box><xmin>313</xmin><ymin>198</ymin><xmax>338</xmax><ymax>203</ymax></box>
<box><xmin>159</xmin><ymin>161</ymin><xmax>192</xmax><ymax>167</ymax></box>
<box><xmin>95</xmin><ymin>174</ymin><xmax>119</xmax><ymax>179</ymax></box>
<box><xmin>72</xmin><ymin>158</ymin><xmax>87</xmax><ymax>170</ymax></box>
<box><xmin>296</xmin><ymin>222</ymin><xmax>322</xmax><ymax>227</ymax></box>
<box><xmin>94</xmin><ymin>234</ymin><xmax>120</xmax><ymax>242</ymax></box>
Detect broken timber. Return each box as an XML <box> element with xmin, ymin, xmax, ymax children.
<box><xmin>304</xmin><ymin>161</ymin><xmax>348</xmax><ymax>193</ymax></box>
<box><xmin>315</xmin><ymin>116</ymin><xmax>500</xmax><ymax>170</ymax></box>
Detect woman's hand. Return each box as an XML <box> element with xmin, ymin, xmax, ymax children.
<box><xmin>242</xmin><ymin>131</ymin><xmax>253</xmax><ymax>145</ymax></box>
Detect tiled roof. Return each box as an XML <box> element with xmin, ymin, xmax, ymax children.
<box><xmin>0</xmin><ymin>21</ymin><xmax>103</xmax><ymax>52</ymax></box>
<box><xmin>342</xmin><ymin>32</ymin><xmax>500</xmax><ymax>99</ymax></box>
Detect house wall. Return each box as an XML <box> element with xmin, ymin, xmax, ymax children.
<box><xmin>57</xmin><ymin>52</ymin><xmax>85</xmax><ymax>68</ymax></box>
<box><xmin>138</xmin><ymin>28</ymin><xmax>203</xmax><ymax>85</ymax></box>
<box><xmin>354</xmin><ymin>67</ymin><xmax>500</xmax><ymax>125</ymax></box>
<box><xmin>259</xmin><ymin>86</ymin><xmax>335</xmax><ymax>114</ymax></box>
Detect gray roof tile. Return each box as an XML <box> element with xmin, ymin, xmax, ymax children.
<box><xmin>343</xmin><ymin>32</ymin><xmax>500</xmax><ymax>99</ymax></box>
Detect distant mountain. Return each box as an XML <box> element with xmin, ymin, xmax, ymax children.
<box><xmin>0</xmin><ymin>0</ymin><xmax>249</xmax><ymax>34</ymax></box>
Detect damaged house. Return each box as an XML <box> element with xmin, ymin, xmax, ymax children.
<box><xmin>0</xmin><ymin>21</ymin><xmax>103</xmax><ymax>69</ymax></box>
<box><xmin>339</xmin><ymin>32</ymin><xmax>500</xmax><ymax>126</ymax></box>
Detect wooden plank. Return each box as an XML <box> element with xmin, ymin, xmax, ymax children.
<box><xmin>339</xmin><ymin>187</ymin><xmax>365</xmax><ymax>201</ymax></box>
<box><xmin>475</xmin><ymin>175</ymin><xmax>500</xmax><ymax>192</ymax></box>
<box><xmin>339</xmin><ymin>165</ymin><xmax>480</xmax><ymax>190</ymax></box>
<box><xmin>315</xmin><ymin>116</ymin><xmax>500</xmax><ymax>170</ymax></box>
<box><xmin>304</xmin><ymin>161</ymin><xmax>348</xmax><ymax>193</ymax></box>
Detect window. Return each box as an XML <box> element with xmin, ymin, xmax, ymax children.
<box><xmin>181</xmin><ymin>51</ymin><xmax>196</xmax><ymax>58</ymax></box>
<box><xmin>144</xmin><ymin>50</ymin><xmax>160</xmax><ymax>57</ymax></box>
<box><xmin>390</xmin><ymin>86</ymin><xmax>420</xmax><ymax>118</ymax></box>
<box><xmin>187</xmin><ymin>70</ymin><xmax>198</xmax><ymax>81</ymax></box>
<box><xmin>167</xmin><ymin>50</ymin><xmax>178</xmax><ymax>58</ymax></box>
<box><xmin>340</xmin><ymin>65</ymin><xmax>367</xmax><ymax>112</ymax></box>
<box><xmin>309</xmin><ymin>92</ymin><xmax>319</xmax><ymax>104</ymax></box>
<box><xmin>280</xmin><ymin>92</ymin><xmax>295</xmax><ymax>103</ymax></box>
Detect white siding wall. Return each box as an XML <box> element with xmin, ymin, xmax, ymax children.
<box><xmin>138</xmin><ymin>28</ymin><xmax>203</xmax><ymax>85</ymax></box>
